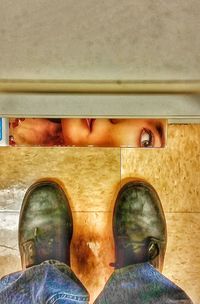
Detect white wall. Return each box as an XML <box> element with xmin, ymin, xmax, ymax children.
<box><xmin>0</xmin><ymin>0</ymin><xmax>200</xmax><ymax>80</ymax></box>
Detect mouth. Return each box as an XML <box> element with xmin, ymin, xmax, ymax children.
<box><xmin>86</xmin><ymin>119</ymin><xmax>95</xmax><ymax>132</ymax></box>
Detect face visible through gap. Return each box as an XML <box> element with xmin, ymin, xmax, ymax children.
<box><xmin>61</xmin><ymin>119</ymin><xmax>165</xmax><ymax>147</ymax></box>
<box><xmin>10</xmin><ymin>118</ymin><xmax>165</xmax><ymax>147</ymax></box>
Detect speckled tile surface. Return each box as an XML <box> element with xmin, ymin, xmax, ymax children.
<box><xmin>163</xmin><ymin>213</ymin><xmax>200</xmax><ymax>304</ymax></box>
<box><xmin>0</xmin><ymin>147</ymin><xmax>121</xmax><ymax>212</ymax></box>
<box><xmin>121</xmin><ymin>124</ymin><xmax>200</xmax><ymax>213</ymax></box>
<box><xmin>71</xmin><ymin>211</ymin><xmax>114</xmax><ymax>303</ymax></box>
<box><xmin>0</xmin><ymin>211</ymin><xmax>20</xmax><ymax>279</ymax></box>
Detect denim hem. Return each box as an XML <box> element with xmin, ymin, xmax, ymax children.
<box><xmin>46</xmin><ymin>292</ymin><xmax>89</xmax><ymax>304</ymax></box>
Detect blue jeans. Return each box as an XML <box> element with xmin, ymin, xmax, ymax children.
<box><xmin>0</xmin><ymin>260</ymin><xmax>193</xmax><ymax>304</ymax></box>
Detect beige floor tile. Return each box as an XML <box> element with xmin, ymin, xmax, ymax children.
<box><xmin>0</xmin><ymin>211</ymin><xmax>21</xmax><ymax>278</ymax></box>
<box><xmin>0</xmin><ymin>147</ymin><xmax>121</xmax><ymax>212</ymax></box>
<box><xmin>163</xmin><ymin>213</ymin><xmax>200</xmax><ymax>304</ymax></box>
<box><xmin>121</xmin><ymin>124</ymin><xmax>200</xmax><ymax>213</ymax></box>
<box><xmin>71</xmin><ymin>211</ymin><xmax>114</xmax><ymax>303</ymax></box>
<box><xmin>0</xmin><ymin>256</ymin><xmax>21</xmax><ymax>279</ymax></box>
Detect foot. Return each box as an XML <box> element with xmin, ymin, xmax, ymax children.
<box><xmin>18</xmin><ymin>180</ymin><xmax>73</xmax><ymax>269</ymax></box>
<box><xmin>113</xmin><ymin>181</ymin><xmax>167</xmax><ymax>271</ymax></box>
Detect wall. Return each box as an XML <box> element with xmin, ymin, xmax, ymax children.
<box><xmin>0</xmin><ymin>1</ymin><xmax>200</xmax><ymax>80</ymax></box>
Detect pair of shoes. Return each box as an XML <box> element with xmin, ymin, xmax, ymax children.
<box><xmin>19</xmin><ymin>180</ymin><xmax>167</xmax><ymax>271</ymax></box>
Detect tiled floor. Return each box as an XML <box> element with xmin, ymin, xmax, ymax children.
<box><xmin>121</xmin><ymin>124</ymin><xmax>200</xmax><ymax>303</ymax></box>
<box><xmin>0</xmin><ymin>125</ymin><xmax>199</xmax><ymax>303</ymax></box>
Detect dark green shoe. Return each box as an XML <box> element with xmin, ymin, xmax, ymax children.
<box><xmin>18</xmin><ymin>181</ymin><xmax>73</xmax><ymax>269</ymax></box>
<box><xmin>113</xmin><ymin>181</ymin><xmax>167</xmax><ymax>271</ymax></box>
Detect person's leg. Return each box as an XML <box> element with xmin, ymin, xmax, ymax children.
<box><xmin>94</xmin><ymin>262</ymin><xmax>192</xmax><ymax>304</ymax></box>
<box><xmin>94</xmin><ymin>181</ymin><xmax>193</xmax><ymax>304</ymax></box>
<box><xmin>0</xmin><ymin>260</ymin><xmax>89</xmax><ymax>304</ymax></box>
<box><xmin>0</xmin><ymin>180</ymin><xmax>89</xmax><ymax>304</ymax></box>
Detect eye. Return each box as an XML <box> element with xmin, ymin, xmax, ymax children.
<box><xmin>140</xmin><ymin>128</ymin><xmax>154</xmax><ymax>147</ymax></box>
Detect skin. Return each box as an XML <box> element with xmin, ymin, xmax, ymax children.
<box><xmin>11</xmin><ymin>118</ymin><xmax>164</xmax><ymax>147</ymax></box>
<box><xmin>11</xmin><ymin>118</ymin><xmax>63</xmax><ymax>146</ymax></box>
<box><xmin>61</xmin><ymin>118</ymin><xmax>164</xmax><ymax>147</ymax></box>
